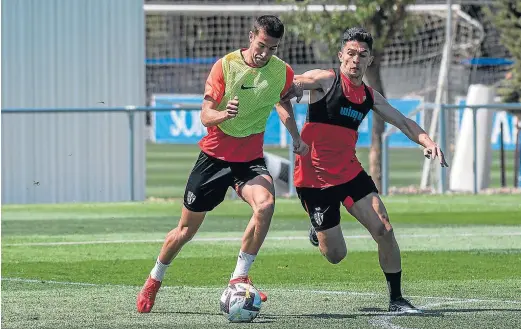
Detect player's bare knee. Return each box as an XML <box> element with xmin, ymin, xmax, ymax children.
<box><xmin>371</xmin><ymin>222</ymin><xmax>390</xmax><ymax>242</ymax></box>
<box><xmin>324</xmin><ymin>248</ymin><xmax>347</xmax><ymax>264</ymax></box>
<box><xmin>253</xmin><ymin>199</ymin><xmax>275</xmax><ymax>221</ymax></box>
<box><xmin>373</xmin><ymin>226</ymin><xmax>396</xmax><ymax>247</ymax></box>
<box><xmin>321</xmin><ymin>244</ymin><xmax>347</xmax><ymax>264</ymax></box>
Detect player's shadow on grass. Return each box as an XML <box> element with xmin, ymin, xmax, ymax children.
<box><xmin>154</xmin><ymin>311</ymin><xmax>276</xmax><ymax>323</ymax></box>
<box><xmin>359</xmin><ymin>307</ymin><xmax>442</xmax><ymax>317</ymax></box>
<box><xmin>425</xmin><ymin>307</ymin><xmax>521</xmax><ymax>315</ymax></box>
<box><xmin>154</xmin><ymin>311</ymin><xmax>221</xmax><ymax>316</ymax></box>
<box><xmin>261</xmin><ymin>313</ymin><xmax>356</xmax><ymax>320</ymax></box>
<box><xmin>359</xmin><ymin>307</ymin><xmax>521</xmax><ymax>317</ymax></box>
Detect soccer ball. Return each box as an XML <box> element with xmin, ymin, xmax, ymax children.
<box><xmin>219</xmin><ymin>282</ymin><xmax>262</xmax><ymax>322</ymax></box>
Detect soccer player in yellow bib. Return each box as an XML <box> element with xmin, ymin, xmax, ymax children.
<box><xmin>137</xmin><ymin>15</ymin><xmax>309</xmax><ymax>313</ymax></box>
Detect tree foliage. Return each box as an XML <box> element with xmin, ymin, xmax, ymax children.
<box><xmin>485</xmin><ymin>1</ymin><xmax>521</xmax><ymax>105</ymax></box>
<box><xmin>281</xmin><ymin>0</ymin><xmax>416</xmax><ymax>58</ymax></box>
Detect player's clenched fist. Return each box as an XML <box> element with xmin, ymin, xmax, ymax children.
<box><xmin>280</xmin><ymin>82</ymin><xmax>304</xmax><ymax>103</ymax></box>
<box><xmin>293</xmin><ymin>137</ymin><xmax>309</xmax><ymax>156</ymax></box>
<box><xmin>224</xmin><ymin>96</ymin><xmax>239</xmax><ymax>120</ymax></box>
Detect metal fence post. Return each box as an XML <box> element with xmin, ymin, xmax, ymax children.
<box><xmin>472</xmin><ymin>107</ymin><xmax>478</xmax><ymax>195</ymax></box>
<box><xmin>438</xmin><ymin>104</ymin><xmax>447</xmax><ymax>193</ymax></box>
<box><xmin>127</xmin><ymin>106</ymin><xmax>136</xmax><ymax>201</ymax></box>
<box><xmin>514</xmin><ymin>122</ymin><xmax>521</xmax><ymax>187</ymax></box>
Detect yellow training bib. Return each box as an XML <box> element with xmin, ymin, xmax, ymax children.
<box><xmin>217</xmin><ymin>49</ymin><xmax>287</xmax><ymax>137</ymax></box>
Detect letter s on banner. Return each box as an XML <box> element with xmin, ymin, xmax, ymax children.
<box><xmin>170</xmin><ymin>110</ymin><xmax>205</xmax><ymax>138</ymax></box>
<box><xmin>169</xmin><ymin>110</ymin><xmax>186</xmax><ymax>136</ymax></box>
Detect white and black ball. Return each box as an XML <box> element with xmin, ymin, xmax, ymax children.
<box><xmin>219</xmin><ymin>282</ymin><xmax>262</xmax><ymax>322</ymax></box>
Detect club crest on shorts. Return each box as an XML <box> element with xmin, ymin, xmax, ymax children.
<box><xmin>313</xmin><ymin>207</ymin><xmax>324</xmax><ymax>226</ymax></box>
<box><xmin>186</xmin><ymin>191</ymin><xmax>196</xmax><ymax>205</ymax></box>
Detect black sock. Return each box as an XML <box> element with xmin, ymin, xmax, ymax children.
<box><xmin>384</xmin><ymin>271</ymin><xmax>402</xmax><ymax>301</ymax></box>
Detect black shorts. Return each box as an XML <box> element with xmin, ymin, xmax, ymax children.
<box><xmin>296</xmin><ymin>170</ymin><xmax>378</xmax><ymax>231</ymax></box>
<box><xmin>183</xmin><ymin>152</ymin><xmax>271</xmax><ymax>212</ymax></box>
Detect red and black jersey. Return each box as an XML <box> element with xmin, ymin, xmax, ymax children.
<box><xmin>294</xmin><ymin>68</ymin><xmax>374</xmax><ymax>188</ymax></box>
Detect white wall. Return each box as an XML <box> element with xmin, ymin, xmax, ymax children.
<box><xmin>1</xmin><ymin>0</ymin><xmax>146</xmax><ymax>204</ymax></box>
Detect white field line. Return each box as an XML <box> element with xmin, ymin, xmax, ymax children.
<box><xmin>3</xmin><ymin>232</ymin><xmax>521</xmax><ymax>247</ymax></box>
<box><xmin>2</xmin><ymin>277</ymin><xmax>521</xmax><ymax>306</ymax></box>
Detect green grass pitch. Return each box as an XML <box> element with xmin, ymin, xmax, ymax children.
<box><xmin>2</xmin><ymin>194</ymin><xmax>521</xmax><ymax>328</ymax></box>
<box><xmin>146</xmin><ymin>144</ymin><xmax>518</xmax><ymax>198</ymax></box>
<box><xmin>2</xmin><ymin>144</ymin><xmax>520</xmax><ymax>328</ymax></box>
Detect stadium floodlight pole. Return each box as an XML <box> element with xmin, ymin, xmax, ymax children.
<box><xmin>421</xmin><ymin>0</ymin><xmax>453</xmax><ymax>193</ymax></box>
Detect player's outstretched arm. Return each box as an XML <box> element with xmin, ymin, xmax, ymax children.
<box><xmin>275</xmin><ymin>100</ymin><xmax>309</xmax><ymax>155</ymax></box>
<box><xmin>200</xmin><ymin>96</ymin><xmax>239</xmax><ymax>127</ymax></box>
<box><xmin>281</xmin><ymin>69</ymin><xmax>335</xmax><ymax>103</ymax></box>
<box><xmin>295</xmin><ymin>69</ymin><xmax>332</xmax><ymax>90</ymax></box>
<box><xmin>372</xmin><ymin>90</ymin><xmax>449</xmax><ymax>167</ymax></box>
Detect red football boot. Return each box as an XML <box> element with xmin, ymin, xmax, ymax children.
<box><xmin>136</xmin><ymin>276</ymin><xmax>162</xmax><ymax>313</ymax></box>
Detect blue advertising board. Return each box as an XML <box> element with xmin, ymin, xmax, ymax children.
<box><xmin>454</xmin><ymin>99</ymin><xmax>520</xmax><ymax>187</ymax></box>
<box><xmin>151</xmin><ymin>94</ymin><xmax>424</xmax><ymax>148</ymax></box>
<box><xmin>151</xmin><ymin>94</ymin><xmax>518</xmax><ymax>152</ymax></box>
<box><xmin>455</xmin><ymin>99</ymin><xmax>519</xmax><ymax>151</ymax></box>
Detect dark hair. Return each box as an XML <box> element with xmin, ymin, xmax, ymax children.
<box><xmin>341</xmin><ymin>27</ymin><xmax>373</xmax><ymax>51</ymax></box>
<box><xmin>253</xmin><ymin>15</ymin><xmax>285</xmax><ymax>39</ymax></box>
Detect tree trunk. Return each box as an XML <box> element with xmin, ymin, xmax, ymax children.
<box><xmin>364</xmin><ymin>51</ymin><xmax>386</xmax><ymax>192</ymax></box>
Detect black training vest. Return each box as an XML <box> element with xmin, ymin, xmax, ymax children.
<box><xmin>307</xmin><ymin>68</ymin><xmax>374</xmax><ymax>131</ymax></box>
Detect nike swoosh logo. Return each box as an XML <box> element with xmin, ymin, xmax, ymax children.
<box><xmin>241</xmin><ymin>84</ymin><xmax>256</xmax><ymax>90</ymax></box>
